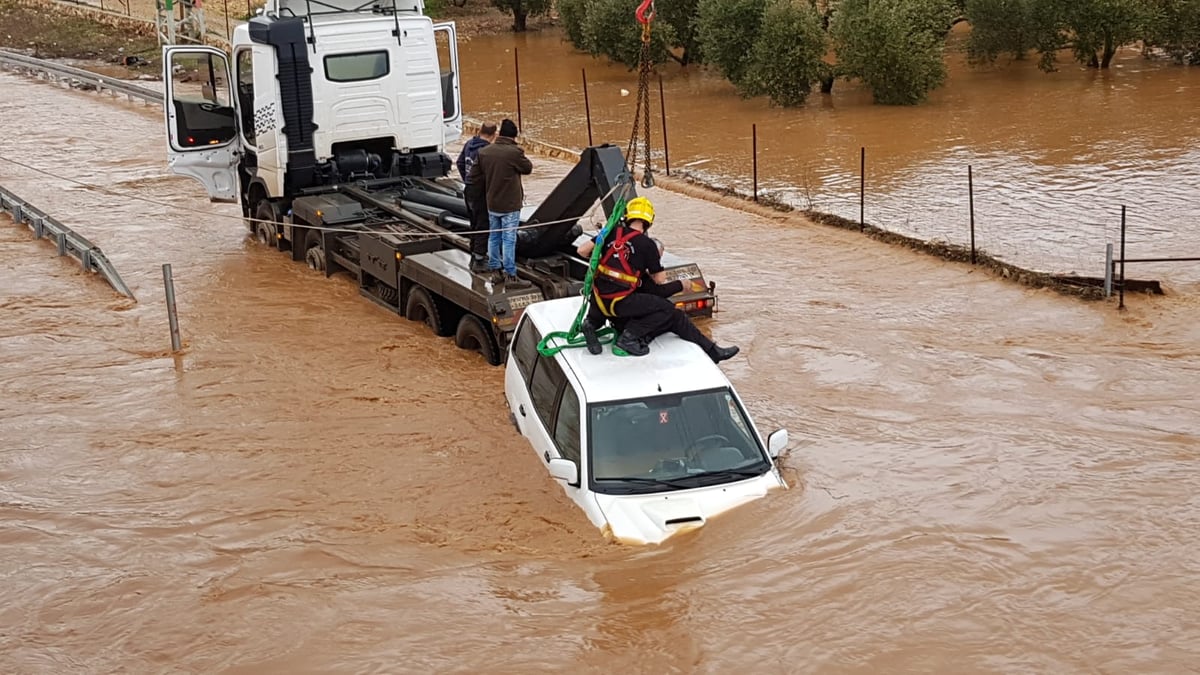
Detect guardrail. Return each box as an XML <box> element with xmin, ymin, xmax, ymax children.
<box><xmin>0</xmin><ymin>48</ymin><xmax>163</xmax><ymax>104</ymax></box>
<box><xmin>0</xmin><ymin>185</ymin><xmax>137</xmax><ymax>300</ymax></box>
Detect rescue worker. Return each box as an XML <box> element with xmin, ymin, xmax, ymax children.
<box><xmin>457</xmin><ymin>122</ymin><xmax>497</xmax><ymax>273</ymax></box>
<box><xmin>576</xmin><ymin>197</ymin><xmax>739</xmax><ymax>364</ymax></box>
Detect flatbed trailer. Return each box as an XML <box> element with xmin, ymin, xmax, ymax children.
<box><xmin>263</xmin><ymin>145</ymin><xmax>718</xmax><ymax>365</ymax></box>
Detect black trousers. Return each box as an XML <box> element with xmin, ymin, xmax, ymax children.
<box><xmin>463</xmin><ymin>184</ymin><xmax>489</xmax><ymax>258</ymax></box>
<box><xmin>587</xmin><ymin>287</ymin><xmax>714</xmax><ymax>355</ymax></box>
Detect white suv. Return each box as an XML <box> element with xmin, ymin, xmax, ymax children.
<box><xmin>504</xmin><ymin>297</ymin><xmax>789</xmax><ymax>545</ymax></box>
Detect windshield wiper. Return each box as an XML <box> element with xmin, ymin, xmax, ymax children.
<box><xmin>655</xmin><ymin>467</ymin><xmax>769</xmax><ymax>486</ymax></box>
<box><xmin>594</xmin><ymin>477</ymin><xmax>687</xmax><ymax>490</ymax></box>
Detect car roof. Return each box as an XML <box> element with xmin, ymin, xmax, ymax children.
<box><xmin>524</xmin><ymin>296</ymin><xmax>732</xmax><ymax>403</ymax></box>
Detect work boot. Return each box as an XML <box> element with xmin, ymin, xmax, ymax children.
<box><xmin>614</xmin><ymin>331</ymin><xmax>649</xmax><ymax>357</ymax></box>
<box><xmin>580</xmin><ymin>319</ymin><xmax>602</xmax><ymax>355</ymax></box>
<box><xmin>708</xmin><ymin>344</ymin><xmax>740</xmax><ymax>364</ymax></box>
<box><xmin>469</xmin><ymin>255</ymin><xmax>490</xmax><ymax>274</ymax></box>
<box><xmin>503</xmin><ymin>273</ymin><xmax>532</xmax><ymax>289</ymax></box>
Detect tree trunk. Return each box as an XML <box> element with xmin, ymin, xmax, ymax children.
<box><xmin>1101</xmin><ymin>33</ymin><xmax>1116</xmax><ymax>68</ymax></box>
<box><xmin>512</xmin><ymin>0</ymin><xmax>527</xmax><ymax>32</ymax></box>
<box><xmin>820</xmin><ymin>73</ymin><xmax>834</xmax><ymax>94</ymax></box>
<box><xmin>1088</xmin><ymin>51</ymin><xmax>1100</xmax><ymax>68</ymax></box>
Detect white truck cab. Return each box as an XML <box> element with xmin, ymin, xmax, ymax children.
<box><xmin>505</xmin><ymin>297</ymin><xmax>789</xmax><ymax>545</ymax></box>
<box><xmin>160</xmin><ymin>0</ymin><xmax>461</xmax><ymax>213</ymax></box>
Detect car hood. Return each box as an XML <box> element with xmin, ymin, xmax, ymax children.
<box><xmin>593</xmin><ymin>473</ymin><xmax>783</xmax><ymax>545</ymax></box>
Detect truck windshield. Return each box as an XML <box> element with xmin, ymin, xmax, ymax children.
<box><xmin>588</xmin><ymin>388</ymin><xmax>770</xmax><ymax>494</ymax></box>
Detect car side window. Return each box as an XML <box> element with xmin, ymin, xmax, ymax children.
<box><xmin>512</xmin><ymin>317</ymin><xmax>541</xmax><ymax>383</ymax></box>
<box><xmin>553</xmin><ymin>384</ymin><xmax>581</xmax><ymax>463</ymax></box>
<box><xmin>529</xmin><ymin>355</ymin><xmax>565</xmax><ymax>430</ymax></box>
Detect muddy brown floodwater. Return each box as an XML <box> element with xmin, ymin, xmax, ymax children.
<box><xmin>3</xmin><ymin>70</ymin><xmax>1200</xmax><ymax>673</ymax></box>
<box><xmin>458</xmin><ymin>25</ymin><xmax>1200</xmax><ymax>285</ymax></box>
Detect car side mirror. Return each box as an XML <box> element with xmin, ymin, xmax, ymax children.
<box><xmin>548</xmin><ymin>458</ymin><xmax>579</xmax><ymax>485</ymax></box>
<box><xmin>767</xmin><ymin>429</ymin><xmax>789</xmax><ymax>459</ymax></box>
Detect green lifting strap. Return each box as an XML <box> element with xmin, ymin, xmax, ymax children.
<box><xmin>537</xmin><ymin>198</ymin><xmax>628</xmax><ymax>357</ymax></box>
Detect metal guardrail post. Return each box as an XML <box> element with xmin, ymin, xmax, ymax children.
<box><xmin>163</xmin><ymin>264</ymin><xmax>182</xmax><ymax>352</ymax></box>
<box><xmin>1104</xmin><ymin>243</ymin><xmax>1113</xmax><ymax>298</ymax></box>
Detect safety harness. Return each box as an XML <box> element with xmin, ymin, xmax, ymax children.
<box><xmin>592</xmin><ymin>225</ymin><xmax>644</xmax><ymax>317</ymax></box>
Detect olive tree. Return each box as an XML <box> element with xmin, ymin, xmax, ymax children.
<box><xmin>557</xmin><ymin>0</ymin><xmax>587</xmax><ymax>46</ymax></box>
<box><xmin>1143</xmin><ymin>0</ymin><xmax>1200</xmax><ymax>64</ymax></box>
<box><xmin>656</xmin><ymin>0</ymin><xmax>704</xmax><ymax>65</ymax></box>
<box><xmin>491</xmin><ymin>0</ymin><xmax>551</xmax><ymax>32</ymax></box>
<box><xmin>741</xmin><ymin>0</ymin><xmax>828</xmax><ymax>106</ymax></box>
<box><xmin>581</xmin><ymin>0</ymin><xmax>677</xmax><ymax>68</ymax></box>
<box><xmin>832</xmin><ymin>0</ymin><xmax>955</xmax><ymax>105</ymax></box>
<box><xmin>696</xmin><ymin>0</ymin><xmax>768</xmax><ymax>84</ymax></box>
<box><xmin>965</xmin><ymin>0</ymin><xmax>1150</xmax><ymax>70</ymax></box>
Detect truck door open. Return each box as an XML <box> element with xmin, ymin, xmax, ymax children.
<box><xmin>161</xmin><ymin>45</ymin><xmax>242</xmax><ymax>203</ymax></box>
<box><xmin>433</xmin><ymin>22</ymin><xmax>463</xmax><ymax>144</ymax></box>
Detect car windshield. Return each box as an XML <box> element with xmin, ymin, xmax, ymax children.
<box><xmin>588</xmin><ymin>388</ymin><xmax>770</xmax><ymax>494</ymax></box>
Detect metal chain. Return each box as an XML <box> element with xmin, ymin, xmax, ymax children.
<box><xmin>626</xmin><ymin>22</ymin><xmax>655</xmax><ymax>189</ymax></box>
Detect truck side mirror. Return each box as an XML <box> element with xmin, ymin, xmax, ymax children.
<box><xmin>548</xmin><ymin>458</ymin><xmax>579</xmax><ymax>485</ymax></box>
<box><xmin>767</xmin><ymin>429</ymin><xmax>789</xmax><ymax>459</ymax></box>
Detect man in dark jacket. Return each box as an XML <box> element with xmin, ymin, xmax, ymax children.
<box><xmin>467</xmin><ymin>118</ymin><xmax>532</xmax><ymax>288</ymax></box>
<box><xmin>456</xmin><ymin>122</ymin><xmax>497</xmax><ymax>273</ymax></box>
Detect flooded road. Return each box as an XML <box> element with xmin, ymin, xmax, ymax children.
<box><xmin>4</xmin><ymin>70</ymin><xmax>1200</xmax><ymax>672</ymax></box>
<box><xmin>458</xmin><ymin>26</ymin><xmax>1200</xmax><ymax>284</ymax></box>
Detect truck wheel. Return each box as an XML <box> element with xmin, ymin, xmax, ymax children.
<box><xmin>405</xmin><ymin>287</ymin><xmax>444</xmax><ymax>336</ymax></box>
<box><xmin>254</xmin><ymin>200</ymin><xmax>278</xmax><ymax>247</ymax></box>
<box><xmin>304</xmin><ymin>229</ymin><xmax>325</xmax><ymax>272</ymax></box>
<box><xmin>455</xmin><ymin>315</ymin><xmax>501</xmax><ymax>366</ymax></box>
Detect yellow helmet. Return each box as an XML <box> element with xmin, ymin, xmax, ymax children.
<box><xmin>625</xmin><ymin>197</ymin><xmax>655</xmax><ymax>226</ymax></box>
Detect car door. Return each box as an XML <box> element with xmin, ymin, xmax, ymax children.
<box><xmin>525</xmin><ymin>351</ymin><xmax>567</xmax><ymax>470</ymax></box>
<box><xmin>161</xmin><ymin>45</ymin><xmax>242</xmax><ymax>202</ymax></box>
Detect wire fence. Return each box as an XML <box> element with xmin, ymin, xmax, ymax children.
<box><xmin>477</xmin><ymin>52</ymin><xmax>1200</xmax><ymax>295</ymax></box>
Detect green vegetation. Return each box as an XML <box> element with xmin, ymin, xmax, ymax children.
<box><xmin>737</xmin><ymin>0</ymin><xmax>827</xmax><ymax>106</ymax></box>
<box><xmin>965</xmin><ymin>0</ymin><xmax>1200</xmax><ymax>69</ymax></box>
<box><xmin>559</xmin><ymin>0</ymin><xmax>1200</xmax><ymax>107</ymax></box>
<box><xmin>832</xmin><ymin>0</ymin><xmax>955</xmax><ymax>105</ymax></box>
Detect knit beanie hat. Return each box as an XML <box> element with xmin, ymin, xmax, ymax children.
<box><xmin>499</xmin><ymin>118</ymin><xmax>518</xmax><ymax>138</ymax></box>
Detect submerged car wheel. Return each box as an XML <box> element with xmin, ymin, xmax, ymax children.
<box><xmin>455</xmin><ymin>315</ymin><xmax>501</xmax><ymax>366</ymax></box>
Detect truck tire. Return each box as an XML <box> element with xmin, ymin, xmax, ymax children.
<box><xmin>254</xmin><ymin>200</ymin><xmax>279</xmax><ymax>248</ymax></box>
<box><xmin>405</xmin><ymin>286</ymin><xmax>445</xmax><ymax>336</ymax></box>
<box><xmin>304</xmin><ymin>229</ymin><xmax>325</xmax><ymax>272</ymax></box>
<box><xmin>455</xmin><ymin>315</ymin><xmax>501</xmax><ymax>366</ymax></box>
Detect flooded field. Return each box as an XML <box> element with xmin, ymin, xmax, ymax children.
<box><xmin>3</xmin><ymin>69</ymin><xmax>1200</xmax><ymax>673</ymax></box>
<box><xmin>457</xmin><ymin>26</ymin><xmax>1200</xmax><ymax>285</ymax></box>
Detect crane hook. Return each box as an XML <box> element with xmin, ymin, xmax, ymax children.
<box><xmin>636</xmin><ymin>0</ymin><xmax>655</xmax><ymax>25</ymax></box>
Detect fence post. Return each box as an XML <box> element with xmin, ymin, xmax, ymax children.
<box><xmin>859</xmin><ymin>147</ymin><xmax>865</xmax><ymax>231</ymax></box>
<box><xmin>57</xmin><ymin>231</ymin><xmax>66</xmax><ymax>256</ymax></box>
<box><xmin>968</xmin><ymin>164</ymin><xmax>976</xmax><ymax>264</ymax></box>
<box><xmin>658</xmin><ymin>75</ymin><xmax>670</xmax><ymax>177</ymax></box>
<box><xmin>224</xmin><ymin>0</ymin><xmax>231</xmax><ymax>41</ymax></box>
<box><xmin>582</xmin><ymin>68</ymin><xmax>593</xmax><ymax>147</ymax></box>
<box><xmin>514</xmin><ymin>48</ymin><xmax>522</xmax><ymax>132</ymax></box>
<box><xmin>752</xmin><ymin>124</ymin><xmax>758</xmax><ymax>202</ymax></box>
<box><xmin>1104</xmin><ymin>243</ymin><xmax>1114</xmax><ymax>297</ymax></box>
<box><xmin>1118</xmin><ymin>205</ymin><xmax>1127</xmax><ymax>310</ymax></box>
<box><xmin>163</xmin><ymin>264</ymin><xmax>182</xmax><ymax>352</ymax></box>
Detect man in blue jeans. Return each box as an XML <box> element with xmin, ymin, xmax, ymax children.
<box><xmin>467</xmin><ymin>118</ymin><xmax>532</xmax><ymax>288</ymax></box>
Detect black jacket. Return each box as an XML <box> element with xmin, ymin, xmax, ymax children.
<box><xmin>468</xmin><ymin>137</ymin><xmax>532</xmax><ymax>213</ymax></box>
<box><xmin>456</xmin><ymin>135</ymin><xmax>490</xmax><ymax>184</ymax></box>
